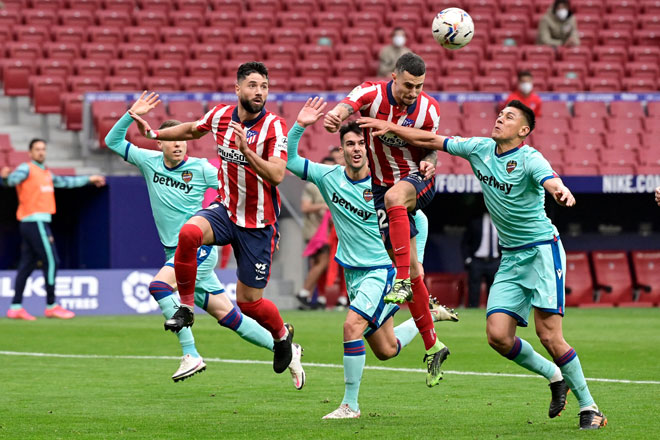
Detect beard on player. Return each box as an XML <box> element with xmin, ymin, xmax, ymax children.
<box><xmin>240</xmin><ymin>95</ymin><xmax>265</xmax><ymax>114</ymax></box>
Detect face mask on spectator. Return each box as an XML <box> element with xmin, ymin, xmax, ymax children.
<box><xmin>519</xmin><ymin>82</ymin><xmax>533</xmax><ymax>95</ymax></box>
<box><xmin>556</xmin><ymin>8</ymin><xmax>569</xmax><ymax>20</ymax></box>
<box><xmin>393</xmin><ymin>35</ymin><xmax>406</xmax><ymax>47</ymax></box>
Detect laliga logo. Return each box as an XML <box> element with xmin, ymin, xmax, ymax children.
<box><xmin>122</xmin><ymin>271</ymin><xmax>160</xmax><ymax>314</ymax></box>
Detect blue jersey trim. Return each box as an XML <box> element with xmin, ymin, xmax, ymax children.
<box><xmin>487</xmin><ymin>308</ymin><xmax>529</xmax><ymax>327</ymax></box>
<box><xmin>232</xmin><ymin>106</ymin><xmax>266</xmax><ymax>127</ymax></box>
<box><xmin>163</xmin><ymin>157</ymin><xmax>187</xmax><ymax>171</ymax></box>
<box><xmin>501</xmin><ymin>235</ymin><xmax>560</xmax><ymax>252</ymax></box>
<box><xmin>443</xmin><ymin>137</ymin><xmax>449</xmax><ymax>152</ymax></box>
<box><xmin>344</xmin><ymin>170</ymin><xmax>369</xmax><ymax>184</ymax></box>
<box><xmin>540</xmin><ymin>175</ymin><xmax>556</xmax><ymax>185</ymax></box>
<box><xmin>494</xmin><ymin>145</ymin><xmax>520</xmax><ymax>158</ymax></box>
<box><xmin>123</xmin><ymin>142</ymin><xmax>131</xmax><ymax>161</ymax></box>
<box><xmin>334</xmin><ymin>256</ymin><xmax>393</xmax><ymax>271</ymax></box>
<box><xmin>302</xmin><ymin>159</ymin><xmax>309</xmax><ymax>181</ymax></box>
<box><xmin>164</xmin><ymin>262</ymin><xmax>174</xmax><ymax>268</ymax></box>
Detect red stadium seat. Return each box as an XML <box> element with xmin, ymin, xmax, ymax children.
<box><xmin>106</xmin><ymin>75</ymin><xmax>143</xmax><ymax>91</ymax></box>
<box><xmin>168</xmin><ymin>100</ymin><xmax>204</xmax><ymax>119</ymax></box>
<box><xmin>119</xmin><ymin>43</ymin><xmax>154</xmax><ymax>62</ymax></box>
<box><xmin>210</xmin><ymin>0</ymin><xmax>242</xmax><ymax>14</ymax></box>
<box><xmin>638</xmin><ymin>148</ymin><xmax>660</xmax><ymax>167</ymax></box>
<box><xmin>626</xmin><ymin>62</ymin><xmax>659</xmax><ymax>80</ymax></box>
<box><xmin>37</xmin><ymin>59</ymin><xmax>72</xmax><ymax>79</ymax></box>
<box><xmin>68</xmin><ymin>75</ymin><xmax>105</xmax><ymax>92</ymax></box>
<box><xmin>516</xmin><ymin>61</ymin><xmax>551</xmax><ymax>81</ymax></box>
<box><xmin>226</xmin><ymin>44</ymin><xmax>262</xmax><ymax>61</ymax></box>
<box><xmin>277</xmin><ymin>11</ymin><xmax>312</xmax><ymax>29</ymax></box>
<box><xmin>59</xmin><ymin>10</ymin><xmax>94</xmax><ymax>27</ymax></box>
<box><xmin>442</xmin><ymin>60</ymin><xmax>479</xmax><ymax>78</ymax></box>
<box><xmin>96</xmin><ymin>10</ymin><xmax>132</xmax><ymax>27</ymax></box>
<box><xmin>220</xmin><ymin>59</ymin><xmax>244</xmax><ymax>76</ymax></box>
<box><xmin>336</xmin><ymin>44</ymin><xmax>370</xmax><ymax>62</ymax></box>
<box><xmin>61</xmin><ymin>92</ymin><xmax>85</xmax><ymax>130</ymax></box>
<box><xmin>593</xmin><ymin>46</ymin><xmax>628</xmax><ymax>64</ymax></box>
<box><xmin>268</xmin><ymin>62</ymin><xmax>295</xmax><ymax>79</ymax></box>
<box><xmin>608</xmin><ymin>118</ymin><xmax>643</xmax><ymax>135</ymax></box>
<box><xmin>175</xmin><ymin>0</ymin><xmax>208</xmax><ymax>13</ymax></box>
<box><xmin>125</xmin><ymin>26</ymin><xmax>160</xmax><ymax>45</ymax></box>
<box><xmin>349</xmin><ymin>11</ymin><xmax>384</xmax><ymax>29</ymax></box>
<box><xmin>103</xmin><ymin>0</ymin><xmax>135</xmax><ymax>13</ymax></box>
<box><xmin>7</xmin><ymin>151</ymin><xmax>31</xmax><ymax>167</ymax></box>
<box><xmin>155</xmin><ymin>43</ymin><xmax>189</xmax><ymax>61</ymax></box>
<box><xmin>542</xmin><ymin>102</ymin><xmax>571</xmax><ymax>119</ymax></box>
<box><xmin>535</xmin><ymin>118</ymin><xmax>570</xmax><ymax>136</ymax></box>
<box><xmin>520</xmin><ymin>45</ymin><xmax>555</xmax><ymax>64</ymax></box>
<box><xmin>623</xmin><ymin>78</ymin><xmax>658</xmax><ymax>92</ymax></box>
<box><xmin>271</xmin><ymin>28</ymin><xmax>304</xmax><ymax>46</ymax></box>
<box><xmin>44</xmin><ymin>42</ymin><xmax>82</xmax><ymax>61</ymax></box>
<box><xmin>436</xmin><ymin>117</ymin><xmax>462</xmax><ymax>137</ymax></box>
<box><xmin>13</xmin><ymin>25</ymin><xmax>50</xmax><ymax>43</ymax></box>
<box><xmin>631</xmin><ymin>251</ymin><xmax>660</xmax><ymax>306</ymax></box>
<box><xmin>438</xmin><ymin>77</ymin><xmax>474</xmax><ymax>92</ymax></box>
<box><xmin>590</xmin><ymin>62</ymin><xmax>624</xmax><ymax>80</ymax></box>
<box><xmin>111</xmin><ymin>59</ymin><xmax>146</xmax><ymax>77</ymax></box>
<box><xmin>463</xmin><ymin>102</ymin><xmax>497</xmax><ymax>119</ymax></box>
<box><xmin>298</xmin><ymin>44</ymin><xmax>332</xmax><ymax>63</ymax></box>
<box><xmin>486</xmin><ymin>45</ymin><xmax>519</xmax><ymax>64</ymax></box>
<box><xmin>597</xmin><ymin>29</ymin><xmax>632</xmax><ymax>47</ymax></box>
<box><xmin>141</xmin><ymin>0</ymin><xmax>172</xmax><ymax>12</ymax></box>
<box><xmin>490</xmin><ymin>28</ymin><xmax>525</xmax><ymax>45</ymax></box>
<box><xmin>604</xmin><ymin>133</ymin><xmax>641</xmax><ymax>152</ymax></box>
<box><xmin>562</xmin><ymin>164</ymin><xmax>599</xmax><ymax>175</ymax></box>
<box><xmin>565</xmin><ymin>147</ymin><xmax>599</xmax><ymax>166</ymax></box>
<box><xmin>312</xmin><ymin>11</ymin><xmax>348</xmax><ymax>30</ymax></box>
<box><xmin>215</xmin><ymin>76</ymin><xmax>237</xmax><ymax>92</ymax></box>
<box><xmin>144</xmin><ymin>76</ymin><xmax>181</xmax><ymax>92</ymax></box>
<box><xmin>161</xmin><ymin>27</ymin><xmax>196</xmax><ymax>45</ymax></box>
<box><xmin>548</xmin><ymin>77</ymin><xmax>585</xmax><ymax>92</ymax></box>
<box><xmin>0</xmin><ymin>134</ymin><xmax>14</xmax><ymax>153</ymax></box>
<box><xmin>235</xmin><ymin>28</ymin><xmax>269</xmax><ymax>45</ymax></box>
<box><xmin>640</xmin><ymin>15</ymin><xmax>660</xmax><ymax>31</ymax></box>
<box><xmin>451</xmin><ymin>44</ymin><xmax>484</xmax><ymax>65</ymax></box>
<box><xmin>424</xmin><ymin>273</ymin><xmax>466</xmax><ymax>310</ymax></box>
<box><xmin>453</xmin><ymin>158</ymin><xmax>473</xmax><ymax>174</ymax></box>
<box><xmin>573</xmin><ymin>102</ymin><xmax>608</xmax><ymax>119</ymax></box>
<box><xmin>241</xmin><ymin>11</ymin><xmax>276</xmax><ymax>29</ymax></box>
<box><xmin>3</xmin><ymin>59</ymin><xmax>36</xmax><ymax>96</ymax></box>
<box><xmin>183</xmin><ymin>60</ymin><xmax>220</xmax><ymax>78</ymax></box>
<box><xmin>532</xmin><ymin>133</ymin><xmax>568</xmax><ymax>152</ymax></box>
<box><xmin>634</xmin><ymin>29</ymin><xmax>660</xmax><ymax>46</ymax></box>
<box><xmin>558</xmin><ymin>46</ymin><xmax>592</xmax><ymax>63</ymax></box>
<box><xmin>31</xmin><ymin>76</ymin><xmax>66</xmax><ymax>114</ymax></box>
<box><xmin>536</xmin><ymin>147</ymin><xmax>563</xmax><ymax>165</ymax></box>
<box><xmin>51</xmin><ymin>26</ymin><xmax>87</xmax><ymax>44</ymax></box>
<box><xmin>205</xmin><ymin>11</ymin><xmax>241</xmax><ymax>33</ymax></box>
<box><xmin>462</xmin><ymin>118</ymin><xmax>493</xmax><ymax>137</ymax></box>
<box><xmin>168</xmin><ymin>11</ymin><xmax>205</xmax><ymax>28</ymax></box>
<box><xmin>571</xmin><ymin>117</ymin><xmax>606</xmax><ymax>135</ymax></box>
<box><xmin>576</xmin><ymin>13</ymin><xmax>602</xmax><ymax>32</ymax></box>
<box><xmin>23</xmin><ymin>9</ymin><xmax>57</xmax><ymax>26</ymax></box>
<box><xmin>0</xmin><ymin>9</ymin><xmax>20</xmax><ymax>27</ymax></box>
<box><xmin>646</xmin><ymin>102</ymin><xmax>660</xmax><ymax>119</ymax></box>
<box><xmin>148</xmin><ymin>60</ymin><xmax>184</xmax><ymax>78</ymax></box>
<box><xmin>282</xmin><ymin>0</ymin><xmax>316</xmax><ymax>14</ymax></box>
<box><xmin>599</xmin><ymin>164</ymin><xmax>635</xmax><ymax>175</ymax></box>
<box><xmin>88</xmin><ymin>26</ymin><xmax>123</xmax><ymax>45</ymax></box>
<box><xmin>68</xmin><ymin>0</ymin><xmax>102</xmax><ymax>10</ymax></box>
<box><xmin>629</xmin><ymin>46</ymin><xmax>660</xmax><ymax>64</ymax></box>
<box><xmin>73</xmin><ymin>59</ymin><xmax>108</xmax><ymax>77</ymax></box>
<box><xmin>297</xmin><ymin>60</ymin><xmax>332</xmax><ymax>78</ymax></box>
<box><xmin>291</xmin><ymin>77</ymin><xmax>327</xmax><ymax>92</ymax></box>
<box><xmin>642</xmin><ymin>0</ymin><xmax>660</xmax><ymax>14</ymax></box>
<box><xmin>191</xmin><ymin>43</ymin><xmax>224</xmax><ymax>62</ymax></box>
<box><xmin>325</xmin><ymin>77</ymin><xmax>359</xmax><ymax>92</ymax></box>
<box><xmin>592</xmin><ymin>251</ymin><xmax>634</xmax><ymax>305</ymax></box>
<box><xmin>604</xmin><ymin>14</ymin><xmax>636</xmax><ymax>31</ymax></box>
<box><xmin>600</xmin><ymin>149</ymin><xmax>638</xmax><ymax>168</ymax></box>
<box><xmin>609</xmin><ymin>102</ymin><xmax>644</xmax><ymax>119</ymax></box>
<box><xmin>358</xmin><ymin>0</ymin><xmax>386</xmax><ymax>13</ymax></box>
<box><xmin>569</xmin><ymin>133</ymin><xmax>604</xmax><ymax>151</ymax></box>
<box><xmin>553</xmin><ymin>61</ymin><xmax>588</xmax><ymax>80</ymax></box>
<box><xmin>322</xmin><ymin>0</ymin><xmax>355</xmax><ymax>14</ymax></box>
<box><xmin>333</xmin><ymin>60</ymin><xmax>368</xmax><ymax>78</ymax></box>
<box><xmin>564</xmin><ymin>252</ymin><xmax>596</xmax><ymax>307</ymax></box>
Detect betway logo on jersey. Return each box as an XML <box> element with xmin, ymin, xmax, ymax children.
<box><xmin>475</xmin><ymin>169</ymin><xmax>513</xmax><ymax>194</ymax></box>
<box><xmin>152</xmin><ymin>173</ymin><xmax>193</xmax><ymax>194</ymax></box>
<box><xmin>331</xmin><ymin>193</ymin><xmax>373</xmax><ymax>221</ymax></box>
<box><xmin>218</xmin><ymin>145</ymin><xmax>248</xmax><ymax>166</ymax></box>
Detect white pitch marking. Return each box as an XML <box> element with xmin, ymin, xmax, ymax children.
<box><xmin>1</xmin><ymin>351</ymin><xmax>659</xmax><ymax>385</ymax></box>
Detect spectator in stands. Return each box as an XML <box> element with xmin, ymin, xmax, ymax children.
<box><xmin>0</xmin><ymin>139</ymin><xmax>105</xmax><ymax>321</ymax></box>
<box><xmin>296</xmin><ymin>157</ymin><xmax>335</xmax><ymax>308</ymax></box>
<box><xmin>537</xmin><ymin>0</ymin><xmax>580</xmax><ymax>48</ymax></box>
<box><xmin>378</xmin><ymin>28</ymin><xmax>411</xmax><ymax>77</ymax></box>
<box><xmin>329</xmin><ymin>146</ymin><xmax>345</xmax><ymax>166</ymax></box>
<box><xmin>655</xmin><ymin>186</ymin><xmax>660</xmax><ymax>206</ymax></box>
<box><xmin>462</xmin><ymin>205</ymin><xmax>500</xmax><ymax>308</ymax></box>
<box><xmin>505</xmin><ymin>71</ymin><xmax>543</xmax><ymax>117</ymax></box>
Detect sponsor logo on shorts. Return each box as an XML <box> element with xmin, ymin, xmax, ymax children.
<box><xmin>506</xmin><ymin>160</ymin><xmax>517</xmax><ymax>174</ymax></box>
<box><xmin>363</xmin><ymin>189</ymin><xmax>373</xmax><ymax>202</ymax></box>
<box><xmin>182</xmin><ymin>170</ymin><xmax>193</xmax><ymax>183</ymax></box>
<box><xmin>255</xmin><ymin>263</ymin><xmax>268</xmax><ymax>278</ymax></box>
<box><xmin>556</xmin><ymin>269</ymin><xmax>563</xmax><ymax>279</ymax></box>
<box><xmin>331</xmin><ymin>192</ymin><xmax>373</xmax><ymax>221</ymax></box>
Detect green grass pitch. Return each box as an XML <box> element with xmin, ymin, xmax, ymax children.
<box><xmin>1</xmin><ymin>308</ymin><xmax>659</xmax><ymax>439</ymax></box>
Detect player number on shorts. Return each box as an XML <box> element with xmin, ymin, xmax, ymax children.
<box><xmin>377</xmin><ymin>209</ymin><xmax>388</xmax><ymax>229</ymax></box>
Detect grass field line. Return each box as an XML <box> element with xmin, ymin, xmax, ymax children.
<box><xmin>3</xmin><ymin>350</ymin><xmax>659</xmax><ymax>385</ymax></box>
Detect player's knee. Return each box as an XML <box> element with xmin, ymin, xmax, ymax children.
<box><xmin>384</xmin><ymin>187</ymin><xmax>403</xmax><ymax>207</ymax></box>
<box><xmin>178</xmin><ymin>223</ymin><xmax>203</xmax><ymax>249</ymax></box>
<box><xmin>343</xmin><ymin>320</ymin><xmax>363</xmax><ymax>340</ymax></box>
<box><xmin>487</xmin><ymin>330</ymin><xmax>514</xmax><ymax>354</ymax></box>
<box><xmin>536</xmin><ymin>329</ymin><xmax>564</xmax><ymax>351</ymax></box>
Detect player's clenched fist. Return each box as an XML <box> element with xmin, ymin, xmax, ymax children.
<box><xmin>323</xmin><ymin>110</ymin><xmax>342</xmax><ymax>133</ymax></box>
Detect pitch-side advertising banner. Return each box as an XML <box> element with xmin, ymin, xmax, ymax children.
<box><xmin>0</xmin><ymin>269</ymin><xmax>237</xmax><ymax>316</ymax></box>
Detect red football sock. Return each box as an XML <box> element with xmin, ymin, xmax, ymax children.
<box><xmin>387</xmin><ymin>205</ymin><xmax>411</xmax><ymax>279</ymax></box>
<box><xmin>409</xmin><ymin>275</ymin><xmax>437</xmax><ymax>350</ymax></box>
<box><xmin>174</xmin><ymin>224</ymin><xmax>203</xmax><ymax>307</ymax></box>
<box><xmin>237</xmin><ymin>298</ymin><xmax>286</xmax><ymax>339</ymax></box>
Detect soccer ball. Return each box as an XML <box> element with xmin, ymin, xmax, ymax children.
<box><xmin>431</xmin><ymin>8</ymin><xmax>475</xmax><ymax>50</ymax></box>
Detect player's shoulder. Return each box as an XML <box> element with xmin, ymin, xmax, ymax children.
<box><xmin>209</xmin><ymin>103</ymin><xmax>235</xmax><ymax>112</ymax></box>
<box><xmin>420</xmin><ymin>90</ymin><xmax>440</xmax><ymax>108</ymax></box>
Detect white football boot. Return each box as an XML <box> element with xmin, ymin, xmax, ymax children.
<box><xmin>288</xmin><ymin>343</ymin><xmax>306</xmax><ymax>390</ymax></box>
<box><xmin>322</xmin><ymin>404</ymin><xmax>361</xmax><ymax>419</ymax></box>
<box><xmin>172</xmin><ymin>354</ymin><xmax>206</xmax><ymax>382</ymax></box>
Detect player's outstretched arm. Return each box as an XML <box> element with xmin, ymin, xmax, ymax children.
<box><xmin>229</xmin><ymin>121</ymin><xmax>287</xmax><ymax>186</ymax></box>
<box><xmin>323</xmin><ymin>102</ymin><xmax>354</xmax><ymax>133</ymax></box>
<box><xmin>286</xmin><ymin>97</ymin><xmax>328</xmax><ymax>179</ymax></box>
<box><xmin>128</xmin><ymin>92</ymin><xmax>203</xmax><ymax>141</ymax></box>
<box><xmin>106</xmin><ymin>91</ymin><xmax>161</xmax><ymax>156</ymax></box>
<box><xmin>357</xmin><ymin>117</ymin><xmax>448</xmax><ymax>150</ymax></box>
<box><xmin>543</xmin><ymin>177</ymin><xmax>576</xmax><ymax>207</ymax></box>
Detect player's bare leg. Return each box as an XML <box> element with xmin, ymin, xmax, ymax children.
<box><xmin>235</xmin><ymin>282</ymin><xmax>294</xmax><ymax>374</ymax></box>
<box><xmin>167</xmin><ymin>216</ymin><xmax>216</xmax><ymax>332</ymax></box>
<box><xmin>383</xmin><ymin>180</ymin><xmax>417</xmax><ymax>304</ymax></box>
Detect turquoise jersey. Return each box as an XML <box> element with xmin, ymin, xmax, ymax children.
<box><xmin>444</xmin><ymin>137</ymin><xmax>558</xmax><ymax>248</ymax></box>
<box><xmin>287</xmin><ymin>123</ymin><xmax>429</xmax><ymax>269</ymax></box>
<box><xmin>106</xmin><ymin>112</ymin><xmax>219</xmax><ymax>248</ymax></box>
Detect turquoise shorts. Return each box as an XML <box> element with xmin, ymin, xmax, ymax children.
<box><xmin>486</xmin><ymin>237</ymin><xmax>566</xmax><ymax>327</ymax></box>
<box><xmin>345</xmin><ymin>266</ymin><xmax>399</xmax><ymax>336</ymax></box>
<box><xmin>165</xmin><ymin>245</ymin><xmax>225</xmax><ymax>310</ymax></box>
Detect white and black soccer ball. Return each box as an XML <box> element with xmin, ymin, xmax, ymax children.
<box><xmin>432</xmin><ymin>8</ymin><xmax>475</xmax><ymax>50</ymax></box>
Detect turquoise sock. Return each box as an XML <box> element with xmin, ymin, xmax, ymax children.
<box><xmin>219</xmin><ymin>306</ymin><xmax>274</xmax><ymax>351</ymax></box>
<box><xmin>505</xmin><ymin>337</ymin><xmax>556</xmax><ymax>380</ymax></box>
<box><xmin>151</xmin><ymin>281</ymin><xmax>199</xmax><ymax>358</ymax></box>
<box><xmin>555</xmin><ymin>348</ymin><xmax>595</xmax><ymax>409</ymax></box>
<box><xmin>10</xmin><ymin>304</ymin><xmax>22</xmax><ymax>310</ymax></box>
<box><xmin>342</xmin><ymin>339</ymin><xmax>366</xmax><ymax>412</ymax></box>
<box><xmin>393</xmin><ymin>318</ymin><xmax>418</xmax><ymax>350</ymax></box>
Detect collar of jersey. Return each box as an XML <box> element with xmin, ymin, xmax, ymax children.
<box><xmin>344</xmin><ymin>169</ymin><xmax>370</xmax><ymax>184</ymax></box>
<box><xmin>386</xmin><ymin>81</ymin><xmax>418</xmax><ymax>115</ymax></box>
<box><xmin>31</xmin><ymin>160</ymin><xmax>46</xmax><ymax>170</ymax></box>
<box><xmin>232</xmin><ymin>107</ymin><xmax>266</xmax><ymax>128</ymax></box>
<box><xmin>163</xmin><ymin>155</ymin><xmax>189</xmax><ymax>171</ymax></box>
<box><xmin>494</xmin><ymin>141</ymin><xmax>525</xmax><ymax>158</ymax></box>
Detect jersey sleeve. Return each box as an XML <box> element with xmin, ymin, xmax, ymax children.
<box><xmin>201</xmin><ymin>160</ymin><xmax>220</xmax><ymax>190</ymax></box>
<box><xmin>340</xmin><ymin>81</ymin><xmax>379</xmax><ymax>113</ymax></box>
<box><xmin>266</xmin><ymin>117</ymin><xmax>288</xmax><ymax>160</ymax></box>
<box><xmin>52</xmin><ymin>174</ymin><xmax>90</xmax><ymax>188</ymax></box>
<box><xmin>422</xmin><ymin>99</ymin><xmax>441</xmax><ymax>134</ymax></box>
<box><xmin>105</xmin><ymin>112</ymin><xmax>133</xmax><ymax>158</ymax></box>
<box><xmin>285</xmin><ymin>122</ymin><xmax>334</xmax><ymax>184</ymax></box>
<box><xmin>125</xmin><ymin>144</ymin><xmax>161</xmax><ymax>169</ymax></box>
<box><xmin>5</xmin><ymin>162</ymin><xmax>30</xmax><ymax>187</ymax></box>
<box><xmin>443</xmin><ymin>136</ymin><xmax>481</xmax><ymax>159</ymax></box>
<box><xmin>195</xmin><ymin>105</ymin><xmax>220</xmax><ymax>133</ymax></box>
<box><xmin>527</xmin><ymin>150</ymin><xmax>558</xmax><ymax>185</ymax></box>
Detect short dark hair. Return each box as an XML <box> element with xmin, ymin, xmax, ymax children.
<box><xmin>394</xmin><ymin>52</ymin><xmax>426</xmax><ymax>77</ymax></box>
<box><xmin>339</xmin><ymin>121</ymin><xmax>362</xmax><ymax>144</ymax></box>
<box><xmin>159</xmin><ymin>119</ymin><xmax>182</xmax><ymax>130</ymax></box>
<box><xmin>29</xmin><ymin>138</ymin><xmax>46</xmax><ymax>150</ymax></box>
<box><xmin>321</xmin><ymin>156</ymin><xmax>335</xmax><ymax>164</ymax></box>
<box><xmin>506</xmin><ymin>100</ymin><xmax>536</xmax><ymax>134</ymax></box>
<box><xmin>237</xmin><ymin>61</ymin><xmax>268</xmax><ymax>83</ymax></box>
<box><xmin>391</xmin><ymin>27</ymin><xmax>406</xmax><ymax>36</ymax></box>
<box><xmin>329</xmin><ymin>146</ymin><xmax>341</xmax><ymax>153</ymax></box>
<box><xmin>518</xmin><ymin>70</ymin><xmax>533</xmax><ymax>80</ymax></box>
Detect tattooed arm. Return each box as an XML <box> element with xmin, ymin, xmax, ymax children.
<box><xmin>419</xmin><ymin>149</ymin><xmax>437</xmax><ymax>180</ymax></box>
<box><xmin>323</xmin><ymin>103</ymin><xmax>355</xmax><ymax>133</ymax></box>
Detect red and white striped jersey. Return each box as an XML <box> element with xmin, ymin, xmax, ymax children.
<box><xmin>340</xmin><ymin>80</ymin><xmax>441</xmax><ymax>187</ymax></box>
<box><xmin>196</xmin><ymin>105</ymin><xmax>287</xmax><ymax>228</ymax></box>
